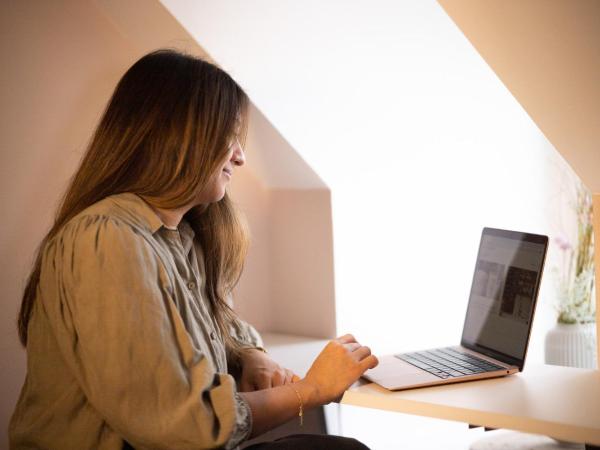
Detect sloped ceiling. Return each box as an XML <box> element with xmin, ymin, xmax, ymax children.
<box><xmin>438</xmin><ymin>0</ymin><xmax>600</xmax><ymax>192</ymax></box>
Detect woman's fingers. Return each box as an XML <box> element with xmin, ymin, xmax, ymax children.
<box><xmin>352</xmin><ymin>345</ymin><xmax>372</xmax><ymax>361</ymax></box>
<box><xmin>283</xmin><ymin>369</ymin><xmax>295</xmax><ymax>385</ymax></box>
<box><xmin>360</xmin><ymin>354</ymin><xmax>379</xmax><ymax>371</ymax></box>
<box><xmin>348</xmin><ymin>344</ymin><xmax>378</xmax><ymax>372</ymax></box>
<box><xmin>271</xmin><ymin>371</ymin><xmax>282</xmax><ymax>387</ymax></box>
<box><xmin>305</xmin><ymin>335</ymin><xmax>379</xmax><ymax>404</ymax></box>
<box><xmin>345</xmin><ymin>342</ymin><xmax>379</xmax><ymax>373</ymax></box>
<box><xmin>256</xmin><ymin>372</ymin><xmax>274</xmax><ymax>390</ymax></box>
<box><xmin>269</xmin><ymin>368</ymin><xmax>298</xmax><ymax>387</ymax></box>
<box><xmin>344</xmin><ymin>342</ymin><xmax>361</xmax><ymax>352</ymax></box>
<box><xmin>336</xmin><ymin>334</ymin><xmax>357</xmax><ymax>345</ymax></box>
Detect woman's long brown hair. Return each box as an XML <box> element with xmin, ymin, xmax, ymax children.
<box><xmin>18</xmin><ymin>50</ymin><xmax>250</xmax><ymax>352</ymax></box>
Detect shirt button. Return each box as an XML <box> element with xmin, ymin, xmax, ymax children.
<box><xmin>210</xmin><ymin>331</ymin><xmax>216</xmax><ymax>340</ymax></box>
<box><xmin>187</xmin><ymin>281</ymin><xmax>195</xmax><ymax>290</ymax></box>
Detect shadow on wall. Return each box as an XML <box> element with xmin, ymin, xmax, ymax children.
<box><xmin>231</xmin><ymin>104</ymin><xmax>336</xmax><ymax>339</ymax></box>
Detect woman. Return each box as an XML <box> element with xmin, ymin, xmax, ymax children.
<box><xmin>10</xmin><ymin>50</ymin><xmax>378</xmax><ymax>450</ymax></box>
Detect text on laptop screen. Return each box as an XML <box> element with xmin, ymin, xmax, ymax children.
<box><xmin>461</xmin><ymin>232</ymin><xmax>546</xmax><ymax>360</ymax></box>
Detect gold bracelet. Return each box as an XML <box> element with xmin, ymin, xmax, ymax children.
<box><xmin>287</xmin><ymin>384</ymin><xmax>304</xmax><ymax>426</ymax></box>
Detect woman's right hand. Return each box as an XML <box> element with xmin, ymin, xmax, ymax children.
<box><xmin>238</xmin><ymin>334</ymin><xmax>378</xmax><ymax>438</ymax></box>
<box><xmin>300</xmin><ymin>334</ymin><xmax>379</xmax><ymax>405</ymax></box>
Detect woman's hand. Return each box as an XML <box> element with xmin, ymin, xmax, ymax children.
<box><xmin>238</xmin><ymin>348</ymin><xmax>300</xmax><ymax>392</ymax></box>
<box><xmin>300</xmin><ymin>334</ymin><xmax>378</xmax><ymax>405</ymax></box>
<box><xmin>238</xmin><ymin>335</ymin><xmax>377</xmax><ymax>438</ymax></box>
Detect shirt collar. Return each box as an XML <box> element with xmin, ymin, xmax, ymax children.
<box><xmin>105</xmin><ymin>193</ymin><xmax>196</xmax><ymax>249</ymax></box>
<box><xmin>106</xmin><ymin>193</ymin><xmax>173</xmax><ymax>235</ymax></box>
<box><xmin>178</xmin><ymin>220</ymin><xmax>196</xmax><ymax>254</ymax></box>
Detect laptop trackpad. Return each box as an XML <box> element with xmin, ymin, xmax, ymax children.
<box><xmin>363</xmin><ymin>355</ymin><xmax>439</xmax><ymax>389</ymax></box>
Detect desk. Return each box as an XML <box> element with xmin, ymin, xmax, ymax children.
<box><xmin>342</xmin><ymin>364</ymin><xmax>600</xmax><ymax>447</ymax></box>
<box><xmin>261</xmin><ymin>333</ymin><xmax>600</xmax><ymax>446</ymax></box>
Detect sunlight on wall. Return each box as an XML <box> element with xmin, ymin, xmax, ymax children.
<box><xmin>162</xmin><ymin>0</ymin><xmax>580</xmax><ymax>364</ymax></box>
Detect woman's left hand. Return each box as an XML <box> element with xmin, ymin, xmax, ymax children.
<box><xmin>238</xmin><ymin>348</ymin><xmax>300</xmax><ymax>392</ymax></box>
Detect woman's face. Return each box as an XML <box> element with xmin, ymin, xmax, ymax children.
<box><xmin>196</xmin><ymin>137</ymin><xmax>245</xmax><ymax>205</ymax></box>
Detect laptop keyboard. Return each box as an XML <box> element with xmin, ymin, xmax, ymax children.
<box><xmin>395</xmin><ymin>347</ymin><xmax>505</xmax><ymax>379</ymax></box>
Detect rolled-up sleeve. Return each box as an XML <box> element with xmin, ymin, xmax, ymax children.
<box><xmin>229</xmin><ymin>318</ymin><xmax>264</xmax><ymax>350</ymax></box>
<box><xmin>39</xmin><ymin>215</ymin><xmax>252</xmax><ymax>449</ymax></box>
<box><xmin>226</xmin><ymin>317</ymin><xmax>267</xmax><ymax>380</ymax></box>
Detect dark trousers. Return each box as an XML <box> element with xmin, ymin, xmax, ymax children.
<box><xmin>123</xmin><ymin>434</ymin><xmax>369</xmax><ymax>450</ymax></box>
<box><xmin>244</xmin><ymin>434</ymin><xmax>370</xmax><ymax>450</ymax></box>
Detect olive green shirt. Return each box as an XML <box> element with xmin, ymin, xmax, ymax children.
<box><xmin>10</xmin><ymin>193</ymin><xmax>262</xmax><ymax>450</ymax></box>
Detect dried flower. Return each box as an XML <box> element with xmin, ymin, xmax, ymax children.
<box><xmin>554</xmin><ymin>235</ymin><xmax>572</xmax><ymax>252</ymax></box>
<box><xmin>553</xmin><ymin>180</ymin><xmax>596</xmax><ymax>324</ymax></box>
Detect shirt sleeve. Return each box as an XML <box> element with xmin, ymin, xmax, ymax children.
<box><xmin>229</xmin><ymin>317</ymin><xmax>264</xmax><ymax>351</ymax></box>
<box><xmin>38</xmin><ymin>215</ymin><xmax>252</xmax><ymax>450</ymax></box>
<box><xmin>224</xmin><ymin>298</ymin><xmax>266</xmax><ymax>383</ymax></box>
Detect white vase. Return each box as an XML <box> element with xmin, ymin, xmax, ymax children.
<box><xmin>544</xmin><ymin>322</ymin><xmax>597</xmax><ymax>369</ymax></box>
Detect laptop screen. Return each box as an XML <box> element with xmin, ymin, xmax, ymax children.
<box><xmin>461</xmin><ymin>228</ymin><xmax>548</xmax><ymax>368</ymax></box>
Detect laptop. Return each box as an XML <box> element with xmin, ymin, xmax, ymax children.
<box><xmin>364</xmin><ymin>227</ymin><xmax>548</xmax><ymax>391</ymax></box>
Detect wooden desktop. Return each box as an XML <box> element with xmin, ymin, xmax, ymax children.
<box><xmin>343</xmin><ymin>364</ymin><xmax>600</xmax><ymax>447</ymax></box>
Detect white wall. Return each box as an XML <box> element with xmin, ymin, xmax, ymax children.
<box><xmin>439</xmin><ymin>0</ymin><xmax>600</xmax><ymax>357</ymax></box>
<box><xmin>161</xmin><ymin>0</ymin><xmax>580</xmax><ymax>363</ymax></box>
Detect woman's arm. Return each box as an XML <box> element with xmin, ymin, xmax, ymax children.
<box><xmin>236</xmin><ymin>348</ymin><xmax>299</xmax><ymax>391</ymax></box>
<box><xmin>240</xmin><ymin>335</ymin><xmax>378</xmax><ymax>437</ymax></box>
<box><xmin>41</xmin><ymin>217</ymin><xmax>252</xmax><ymax>449</ymax></box>
<box><xmin>43</xmin><ymin>216</ymin><xmax>377</xmax><ymax>446</ymax></box>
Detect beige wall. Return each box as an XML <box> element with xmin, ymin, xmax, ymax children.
<box><xmin>229</xmin><ymin>163</ymin><xmax>273</xmax><ymax>330</ymax></box>
<box><xmin>0</xmin><ymin>2</ymin><xmax>140</xmax><ymax>446</ymax></box>
<box><xmin>231</xmin><ymin>173</ymin><xmax>336</xmax><ymax>339</ymax></box>
<box><xmin>230</xmin><ymin>176</ymin><xmax>336</xmax><ymax>338</ymax></box>
<box><xmin>269</xmin><ymin>189</ymin><xmax>336</xmax><ymax>337</ymax></box>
